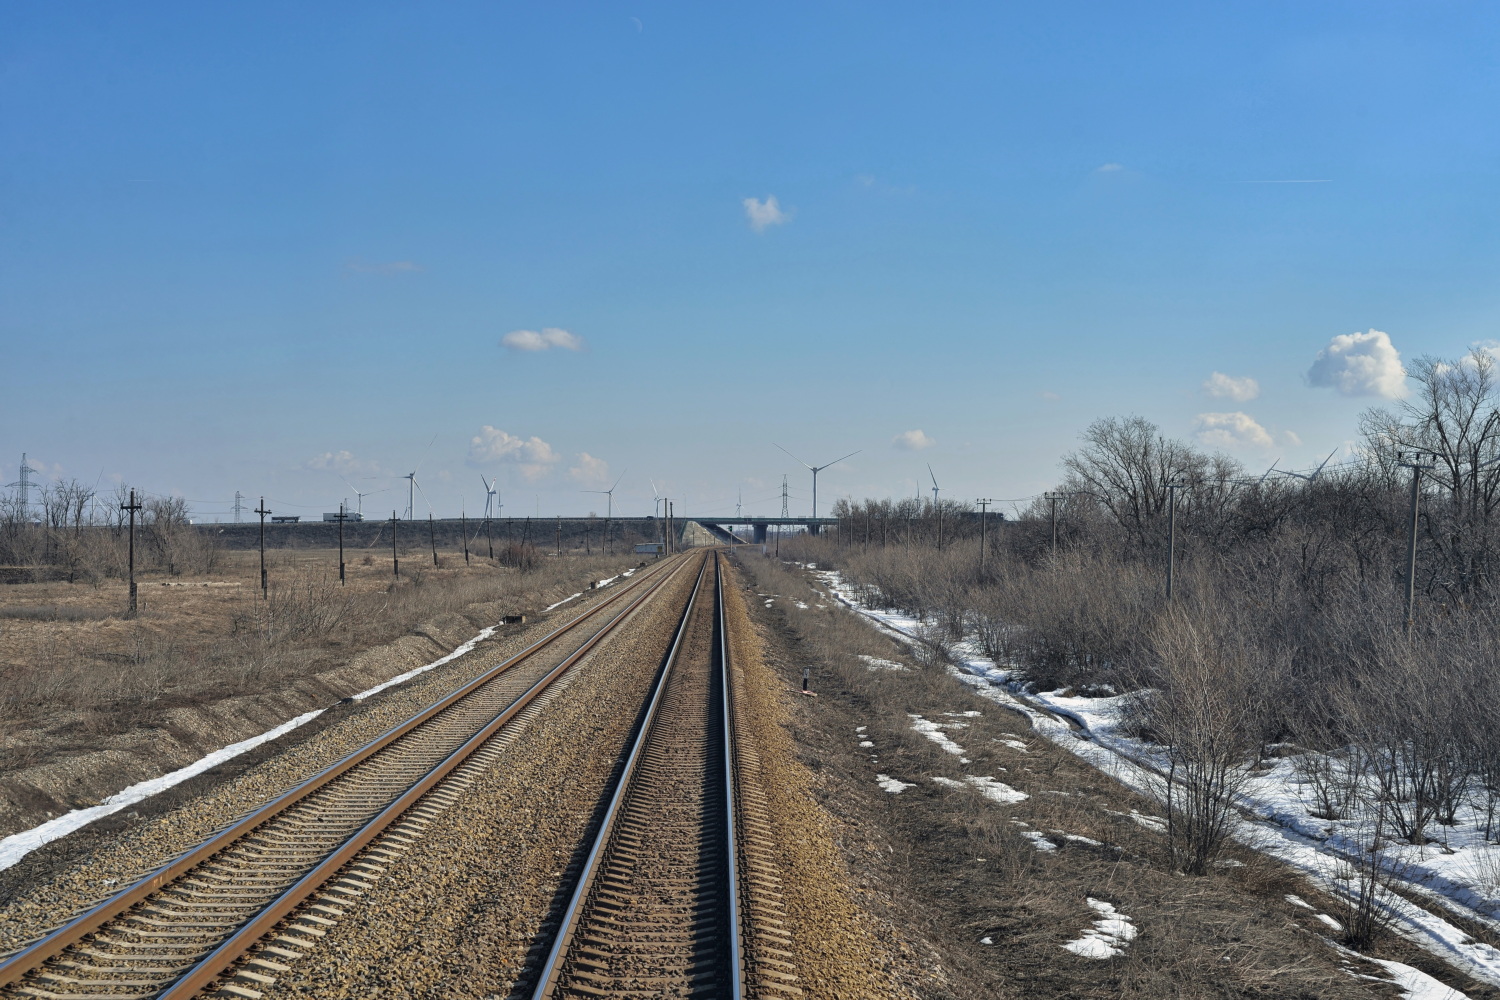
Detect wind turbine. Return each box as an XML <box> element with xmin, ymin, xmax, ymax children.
<box><xmin>927</xmin><ymin>464</ymin><xmax>941</xmax><ymax>508</ymax></box>
<box><xmin>339</xmin><ymin>477</ymin><xmax>389</xmax><ymax>516</ymax></box>
<box><xmin>1279</xmin><ymin>449</ymin><xmax>1339</xmax><ymax>482</ymax></box>
<box><xmin>402</xmin><ymin>435</ymin><xmax>437</xmax><ymax>520</ymax></box>
<box><xmin>775</xmin><ymin>444</ymin><xmax>859</xmax><ymax>519</ymax></box>
<box><xmin>479</xmin><ymin>475</ymin><xmax>501</xmax><ymax>519</ymax></box>
<box><xmin>582</xmin><ymin>469</ymin><xmax>627</xmax><ymax>555</ymax></box>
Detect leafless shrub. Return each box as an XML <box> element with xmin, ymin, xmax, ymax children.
<box><xmin>1131</xmin><ymin>606</ymin><xmax>1261</xmax><ymax>875</ymax></box>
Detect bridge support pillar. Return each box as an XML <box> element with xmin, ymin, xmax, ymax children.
<box><xmin>752</xmin><ymin>523</ymin><xmax>768</xmax><ymax>543</ymax></box>
<box><xmin>808</xmin><ymin>522</ymin><xmax>820</xmax><ymax>535</ymax></box>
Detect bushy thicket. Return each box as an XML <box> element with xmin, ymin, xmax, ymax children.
<box><xmin>795</xmin><ymin>349</ymin><xmax>1500</xmax><ymax>876</ymax></box>
<box><xmin>0</xmin><ymin>485</ymin><xmax>220</xmax><ymax>583</ymax></box>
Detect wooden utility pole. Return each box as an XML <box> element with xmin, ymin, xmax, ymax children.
<box><xmin>485</xmin><ymin>513</ymin><xmax>494</xmax><ymax>560</ymax></box>
<box><xmin>120</xmin><ymin>489</ymin><xmax>142</xmax><ymax>616</ymax></box>
<box><xmin>390</xmin><ymin>511</ymin><xmax>400</xmax><ymax>577</ymax></box>
<box><xmin>255</xmin><ymin>497</ymin><xmax>271</xmax><ymax>599</ymax></box>
<box><xmin>461</xmin><ymin>509</ymin><xmax>470</xmax><ymax>566</ymax></box>
<box><xmin>1397</xmin><ymin>453</ymin><xmax>1436</xmax><ymax>637</ymax></box>
<box><xmin>1165</xmin><ymin>481</ymin><xmax>1185</xmax><ymax>602</ymax></box>
<box><xmin>556</xmin><ymin>515</ymin><xmax>562</xmax><ymax>555</ymax></box>
<box><xmin>428</xmin><ymin>512</ymin><xmax>438</xmax><ymax>567</ymax></box>
<box><xmin>976</xmin><ymin>498</ymin><xmax>994</xmax><ymax>577</ymax></box>
<box><xmin>1044</xmin><ymin>491</ymin><xmax>1067</xmax><ymax>557</ymax></box>
<box><xmin>336</xmin><ymin>503</ymin><xmax>347</xmax><ymax>585</ymax></box>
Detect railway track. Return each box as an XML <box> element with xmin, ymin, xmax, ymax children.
<box><xmin>0</xmin><ymin>557</ymin><xmax>689</xmax><ymax>1000</ymax></box>
<box><xmin>524</xmin><ymin>551</ymin><xmax>798</xmax><ymax>999</ymax></box>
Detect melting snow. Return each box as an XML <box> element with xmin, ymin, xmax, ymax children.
<box><xmin>997</xmin><ymin>739</ymin><xmax>1030</xmax><ymax>752</ymax></box>
<box><xmin>545</xmin><ymin>593</ymin><xmax>582</xmax><ymax>611</ymax></box>
<box><xmin>931</xmin><ymin>775</ymin><xmax>1028</xmax><ymax>805</ymax></box>
<box><xmin>1062</xmin><ymin>898</ymin><xmax>1138</xmax><ymax>959</ymax></box>
<box><xmin>877</xmin><ymin>774</ymin><xmax>915</xmax><ymax>794</ymax></box>
<box><xmin>910</xmin><ymin>714</ymin><xmax>968</xmax><ymax>757</ymax></box>
<box><xmin>1023</xmin><ymin>830</ymin><xmax>1058</xmax><ymax>852</ymax></box>
<box><xmin>859</xmin><ymin>740</ymin><xmax>875</xmax><ymax>748</ymax></box>
<box><xmin>1367</xmin><ymin>957</ymin><xmax>1468</xmax><ymax>1000</ymax></box>
<box><xmin>857</xmin><ymin>655</ymin><xmax>908</xmax><ymax>671</ymax></box>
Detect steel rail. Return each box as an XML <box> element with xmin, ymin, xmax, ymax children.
<box><xmin>527</xmin><ymin>549</ymin><xmax>745</xmax><ymax>998</ymax></box>
<box><xmin>716</xmin><ymin>551</ymin><xmax>747</xmax><ymax>1000</ymax></box>
<box><xmin>0</xmin><ymin>556</ymin><xmax>683</xmax><ymax>994</ymax></box>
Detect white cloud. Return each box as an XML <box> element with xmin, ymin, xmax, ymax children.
<box><xmin>1202</xmin><ymin>371</ymin><xmax>1260</xmax><ymax>402</ymax></box>
<box><xmin>1281</xmin><ymin>430</ymin><xmax>1302</xmax><ymax>448</ymax></box>
<box><xmin>1195</xmin><ymin>412</ymin><xmax>1274</xmax><ymax>450</ymax></box>
<box><xmin>1038</xmin><ymin>390</ymin><xmax>1061</xmax><ymax>402</ymax></box>
<box><xmin>304</xmin><ymin>450</ymin><xmax>382</xmax><ymax>476</ymax></box>
<box><xmin>501</xmin><ymin>327</ymin><xmax>586</xmax><ymax>352</ymax></box>
<box><xmin>1095</xmin><ymin>163</ymin><xmax>1124</xmax><ymax>173</ymax></box>
<box><xmin>1307</xmin><ymin>329</ymin><xmax>1407</xmax><ymax>398</ymax></box>
<box><xmin>743</xmin><ymin>195</ymin><xmax>790</xmax><ymax>233</ymax></box>
<box><xmin>569</xmin><ymin>452</ymin><xmax>610</xmax><ymax>486</ymax></box>
<box><xmin>892</xmin><ymin>429</ymin><xmax>935</xmax><ymax>451</ymax></box>
<box><xmin>466</xmin><ymin>426</ymin><xmax>560</xmax><ymax>481</ymax></box>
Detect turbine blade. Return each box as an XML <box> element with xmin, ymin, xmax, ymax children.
<box><xmin>775</xmin><ymin>443</ymin><xmax>813</xmax><ymax>470</ymax></box>
<box><xmin>823</xmin><ymin>450</ymin><xmax>860</xmax><ymax>470</ymax></box>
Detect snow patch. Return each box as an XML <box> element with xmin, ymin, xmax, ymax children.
<box><xmin>0</xmin><ymin>708</ymin><xmax>325</xmax><ymax>872</ymax></box>
<box><xmin>910</xmin><ymin>714</ymin><xmax>967</xmax><ymax>757</ymax></box>
<box><xmin>877</xmin><ymin>774</ymin><xmax>915</xmax><ymax>794</ymax></box>
<box><xmin>1023</xmin><ymin>830</ymin><xmax>1057</xmax><ymax>852</ymax></box>
<box><xmin>931</xmin><ymin>774</ymin><xmax>1028</xmax><ymax>805</ymax></box>
<box><xmin>1368</xmin><ymin>957</ymin><xmax>1468</xmax><ymax>1000</ymax></box>
<box><xmin>545</xmin><ymin>593</ymin><xmax>582</xmax><ymax>611</ymax></box>
<box><xmin>857</xmin><ymin>655</ymin><xmax>908</xmax><ymax>672</ymax></box>
<box><xmin>1062</xmin><ymin>898</ymin><xmax>1138</xmax><ymax>959</ymax></box>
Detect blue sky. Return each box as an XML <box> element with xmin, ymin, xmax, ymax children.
<box><xmin>4</xmin><ymin>2</ymin><xmax>1499</xmax><ymax>521</ymax></box>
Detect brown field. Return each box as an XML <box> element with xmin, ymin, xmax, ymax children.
<box><xmin>0</xmin><ymin>544</ymin><xmax>644</xmax><ymax>837</ymax></box>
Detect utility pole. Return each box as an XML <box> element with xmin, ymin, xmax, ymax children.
<box><xmin>1044</xmin><ymin>491</ymin><xmax>1067</xmax><ymax>557</ymax></box>
<box><xmin>1398</xmin><ymin>453</ymin><xmax>1436</xmax><ymax>637</ymax></box>
<box><xmin>335</xmin><ymin>502</ymin><xmax>348</xmax><ymax>585</ymax></box>
<box><xmin>976</xmin><ymin>498</ymin><xmax>994</xmax><ymax>577</ymax></box>
<box><xmin>120</xmin><ymin>489</ymin><xmax>142</xmax><ymax>616</ymax></box>
<box><xmin>668</xmin><ymin>501</ymin><xmax>674</xmax><ymax>554</ymax></box>
<box><xmin>936</xmin><ymin>500</ymin><xmax>943</xmax><ymax>552</ymax></box>
<box><xmin>461</xmin><ymin>507</ymin><xmax>470</xmax><ymax>566</ymax></box>
<box><xmin>428</xmin><ymin>512</ymin><xmax>438</xmax><ymax>567</ymax></box>
<box><xmin>255</xmin><ymin>497</ymin><xmax>271</xmax><ymax>599</ymax></box>
<box><xmin>391</xmin><ymin>511</ymin><xmax>400</xmax><ymax>577</ymax></box>
<box><xmin>556</xmin><ymin>515</ymin><xmax>562</xmax><ymax>555</ymax></box>
<box><xmin>1164</xmin><ymin>481</ymin><xmax>1185</xmax><ymax>602</ymax></box>
<box><xmin>485</xmin><ymin>511</ymin><xmax>495</xmax><ymax>560</ymax></box>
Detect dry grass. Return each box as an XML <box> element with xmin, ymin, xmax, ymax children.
<box><xmin>0</xmin><ymin>546</ymin><xmax>640</xmax><ymax>772</ymax></box>
<box><xmin>736</xmin><ymin>551</ymin><xmax>1404</xmax><ymax>999</ymax></box>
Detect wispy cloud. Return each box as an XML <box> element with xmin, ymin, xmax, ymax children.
<box><xmin>1308</xmin><ymin>329</ymin><xmax>1407</xmax><ymax>398</ymax></box>
<box><xmin>743</xmin><ymin>195</ymin><xmax>790</xmax><ymax>233</ymax></box>
<box><xmin>466</xmin><ymin>426</ymin><xmax>560</xmax><ymax>481</ymax></box>
<box><xmin>501</xmin><ymin>328</ymin><xmax>586</xmax><ymax>352</ymax></box>
<box><xmin>1094</xmin><ymin>163</ymin><xmax>1124</xmax><ymax>174</ymax></box>
<box><xmin>304</xmin><ymin>450</ymin><xmax>383</xmax><ymax>476</ymax></box>
<box><xmin>345</xmin><ymin>259</ymin><xmax>424</xmax><ymax>274</ymax></box>
<box><xmin>569</xmin><ymin>452</ymin><xmax>611</xmax><ymax>486</ymax></box>
<box><xmin>1195</xmin><ymin>412</ymin><xmax>1274</xmax><ymax>450</ymax></box>
<box><xmin>1202</xmin><ymin>372</ymin><xmax>1260</xmax><ymax>403</ymax></box>
<box><xmin>892</xmin><ymin>429</ymin><xmax>935</xmax><ymax>451</ymax></box>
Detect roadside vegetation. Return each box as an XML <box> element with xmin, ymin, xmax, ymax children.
<box><xmin>785</xmin><ymin>348</ymin><xmax>1500</xmax><ymax>947</ymax></box>
<box><xmin>0</xmin><ymin>544</ymin><xmax>635</xmax><ymax>779</ymax></box>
